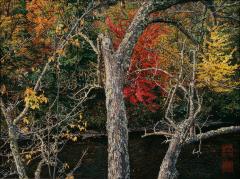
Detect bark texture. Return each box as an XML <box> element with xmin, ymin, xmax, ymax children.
<box><xmin>102</xmin><ymin>35</ymin><xmax>130</xmax><ymax>179</ymax></box>
<box><xmin>0</xmin><ymin>99</ymin><xmax>28</xmax><ymax>179</ymax></box>
<box><xmin>97</xmin><ymin>1</ymin><xmax>213</xmax><ymax>179</ymax></box>
<box><xmin>7</xmin><ymin>121</ymin><xmax>28</xmax><ymax>179</ymax></box>
<box><xmin>158</xmin><ymin>135</ymin><xmax>182</xmax><ymax>179</ymax></box>
<box><xmin>186</xmin><ymin>126</ymin><xmax>240</xmax><ymax>144</ymax></box>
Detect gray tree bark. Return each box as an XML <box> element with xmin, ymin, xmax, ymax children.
<box><xmin>1</xmin><ymin>99</ymin><xmax>28</xmax><ymax>179</ymax></box>
<box><xmin>158</xmin><ymin>135</ymin><xmax>182</xmax><ymax>179</ymax></box>
<box><xmin>7</xmin><ymin>124</ymin><xmax>28</xmax><ymax>179</ymax></box>
<box><xmin>101</xmin><ymin>35</ymin><xmax>130</xmax><ymax>179</ymax></box>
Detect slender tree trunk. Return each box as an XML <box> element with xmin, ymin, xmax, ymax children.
<box><xmin>7</xmin><ymin>121</ymin><xmax>28</xmax><ymax>179</ymax></box>
<box><xmin>189</xmin><ymin>125</ymin><xmax>196</xmax><ymax>138</ymax></box>
<box><xmin>34</xmin><ymin>159</ymin><xmax>44</xmax><ymax>179</ymax></box>
<box><xmin>102</xmin><ymin>35</ymin><xmax>130</xmax><ymax>179</ymax></box>
<box><xmin>158</xmin><ymin>135</ymin><xmax>182</xmax><ymax>179</ymax></box>
<box><xmin>0</xmin><ymin>99</ymin><xmax>28</xmax><ymax>179</ymax></box>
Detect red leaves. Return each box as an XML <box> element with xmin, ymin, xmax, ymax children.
<box><xmin>123</xmin><ymin>78</ymin><xmax>160</xmax><ymax>112</ymax></box>
<box><xmin>105</xmin><ymin>17</ymin><xmax>125</xmax><ymax>38</ymax></box>
<box><xmin>106</xmin><ymin>13</ymin><xmax>171</xmax><ymax>111</ymax></box>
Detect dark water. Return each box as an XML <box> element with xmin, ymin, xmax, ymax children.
<box><xmin>55</xmin><ymin>133</ymin><xmax>240</xmax><ymax>179</ymax></box>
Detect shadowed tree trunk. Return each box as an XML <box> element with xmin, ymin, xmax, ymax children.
<box><xmin>157</xmin><ymin>125</ymin><xmax>240</xmax><ymax>179</ymax></box>
<box><xmin>0</xmin><ymin>100</ymin><xmax>28</xmax><ymax>179</ymax></box>
<box><xmin>7</xmin><ymin>121</ymin><xmax>28</xmax><ymax>179</ymax></box>
<box><xmin>158</xmin><ymin>135</ymin><xmax>182</xmax><ymax>179</ymax></box>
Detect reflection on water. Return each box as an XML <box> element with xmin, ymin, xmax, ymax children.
<box><xmin>43</xmin><ymin>133</ymin><xmax>240</xmax><ymax>179</ymax></box>
<box><xmin>222</xmin><ymin>144</ymin><xmax>233</xmax><ymax>174</ymax></box>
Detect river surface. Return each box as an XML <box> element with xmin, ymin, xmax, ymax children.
<box><xmin>51</xmin><ymin>132</ymin><xmax>240</xmax><ymax>179</ymax></box>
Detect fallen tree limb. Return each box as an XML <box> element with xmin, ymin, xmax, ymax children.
<box><xmin>142</xmin><ymin>131</ymin><xmax>174</xmax><ymax>138</ymax></box>
<box><xmin>141</xmin><ymin>126</ymin><xmax>240</xmax><ymax>144</ymax></box>
<box><xmin>185</xmin><ymin>125</ymin><xmax>240</xmax><ymax>144</ymax></box>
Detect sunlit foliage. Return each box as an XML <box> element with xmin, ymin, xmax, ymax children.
<box><xmin>24</xmin><ymin>88</ymin><xmax>48</xmax><ymax>109</ymax></box>
<box><xmin>197</xmin><ymin>25</ymin><xmax>239</xmax><ymax>92</ymax></box>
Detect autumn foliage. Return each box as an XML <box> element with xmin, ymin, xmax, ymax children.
<box><xmin>197</xmin><ymin>25</ymin><xmax>239</xmax><ymax>92</ymax></box>
<box><xmin>105</xmin><ymin>10</ymin><xmax>171</xmax><ymax>111</ymax></box>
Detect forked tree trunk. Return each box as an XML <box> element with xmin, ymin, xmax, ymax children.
<box><xmin>158</xmin><ymin>135</ymin><xmax>182</xmax><ymax>179</ymax></box>
<box><xmin>102</xmin><ymin>35</ymin><xmax>130</xmax><ymax>179</ymax></box>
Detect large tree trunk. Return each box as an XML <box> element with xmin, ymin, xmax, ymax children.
<box><xmin>158</xmin><ymin>135</ymin><xmax>182</xmax><ymax>179</ymax></box>
<box><xmin>102</xmin><ymin>35</ymin><xmax>130</xmax><ymax>179</ymax></box>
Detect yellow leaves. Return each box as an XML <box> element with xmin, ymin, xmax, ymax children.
<box><xmin>61</xmin><ymin>131</ymin><xmax>79</xmax><ymax>142</ymax></box>
<box><xmin>55</xmin><ymin>24</ymin><xmax>64</xmax><ymax>35</ymax></box>
<box><xmin>80</xmin><ymin>19</ymin><xmax>85</xmax><ymax>26</ymax></box>
<box><xmin>66</xmin><ymin>175</ymin><xmax>74</xmax><ymax>179</ymax></box>
<box><xmin>72</xmin><ymin>136</ymin><xmax>78</xmax><ymax>142</ymax></box>
<box><xmin>71</xmin><ymin>39</ymin><xmax>81</xmax><ymax>47</ymax></box>
<box><xmin>79</xmin><ymin>112</ymin><xmax>83</xmax><ymax>120</ymax></box>
<box><xmin>69</xmin><ymin>124</ymin><xmax>76</xmax><ymax>128</ymax></box>
<box><xmin>24</xmin><ymin>153</ymin><xmax>32</xmax><ymax>165</ymax></box>
<box><xmin>24</xmin><ymin>88</ymin><xmax>48</xmax><ymax>109</ymax></box>
<box><xmin>23</xmin><ymin>150</ymin><xmax>37</xmax><ymax>165</ymax></box>
<box><xmin>20</xmin><ymin>116</ymin><xmax>33</xmax><ymax>134</ymax></box>
<box><xmin>48</xmin><ymin>56</ymin><xmax>55</xmax><ymax>62</ymax></box>
<box><xmin>9</xmin><ymin>25</ymin><xmax>26</xmax><ymax>50</ymax></box>
<box><xmin>61</xmin><ymin>114</ymin><xmax>87</xmax><ymax>142</ymax></box>
<box><xmin>56</xmin><ymin>49</ymin><xmax>66</xmax><ymax>56</ymax></box>
<box><xmin>23</xmin><ymin>117</ymin><xmax>30</xmax><ymax>125</ymax></box>
<box><xmin>68</xmin><ymin>38</ymin><xmax>81</xmax><ymax>48</ymax></box>
<box><xmin>197</xmin><ymin>62</ymin><xmax>238</xmax><ymax>92</ymax></box>
<box><xmin>0</xmin><ymin>15</ymin><xmax>12</xmax><ymax>36</ymax></box>
<box><xmin>197</xmin><ymin>25</ymin><xmax>239</xmax><ymax>93</ymax></box>
<box><xmin>38</xmin><ymin>94</ymin><xmax>48</xmax><ymax>103</ymax></box>
<box><xmin>79</xmin><ymin>126</ymin><xmax>86</xmax><ymax>132</ymax></box>
<box><xmin>25</xmin><ymin>154</ymin><xmax>32</xmax><ymax>160</ymax></box>
<box><xmin>21</xmin><ymin>126</ymin><xmax>29</xmax><ymax>133</ymax></box>
<box><xmin>0</xmin><ymin>84</ymin><xmax>7</xmax><ymax>95</ymax></box>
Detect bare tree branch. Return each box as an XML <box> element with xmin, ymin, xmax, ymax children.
<box><xmin>148</xmin><ymin>17</ymin><xmax>199</xmax><ymax>45</ymax></box>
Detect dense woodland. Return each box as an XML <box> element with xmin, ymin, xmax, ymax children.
<box><xmin>0</xmin><ymin>0</ymin><xmax>239</xmax><ymax>179</ymax></box>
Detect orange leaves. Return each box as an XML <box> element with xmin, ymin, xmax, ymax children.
<box><xmin>27</xmin><ymin>19</ymin><xmax>55</xmax><ymax>38</ymax></box>
<box><xmin>26</xmin><ymin>0</ymin><xmax>57</xmax><ymax>37</ymax></box>
<box><xmin>25</xmin><ymin>0</ymin><xmax>61</xmax><ymax>59</ymax></box>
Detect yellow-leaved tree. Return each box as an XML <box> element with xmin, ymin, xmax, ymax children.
<box><xmin>197</xmin><ymin>25</ymin><xmax>239</xmax><ymax>92</ymax></box>
<box><xmin>24</xmin><ymin>88</ymin><xmax>48</xmax><ymax>109</ymax></box>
